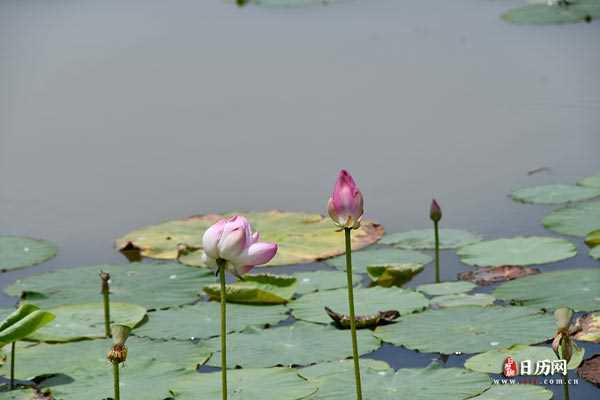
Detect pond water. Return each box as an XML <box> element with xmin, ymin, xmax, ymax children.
<box><xmin>1</xmin><ymin>0</ymin><xmax>599</xmax><ymax>398</ymax></box>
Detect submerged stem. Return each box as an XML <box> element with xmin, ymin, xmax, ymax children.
<box><xmin>10</xmin><ymin>341</ymin><xmax>15</xmax><ymax>390</ymax></box>
<box><xmin>218</xmin><ymin>259</ymin><xmax>228</xmax><ymax>400</ymax></box>
<box><xmin>113</xmin><ymin>362</ymin><xmax>120</xmax><ymax>400</ymax></box>
<box><xmin>344</xmin><ymin>228</ymin><xmax>363</xmax><ymax>400</ymax></box>
<box><xmin>434</xmin><ymin>221</ymin><xmax>440</xmax><ymax>283</ymax></box>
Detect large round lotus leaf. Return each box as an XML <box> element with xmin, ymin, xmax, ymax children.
<box><xmin>26</xmin><ymin>303</ymin><xmax>146</xmax><ymax>342</ymax></box>
<box><xmin>374</xmin><ymin>306</ymin><xmax>555</xmax><ymax>354</ymax></box>
<box><xmin>171</xmin><ymin>367</ymin><xmax>318</xmax><ymax>400</ymax></box>
<box><xmin>299</xmin><ymin>360</ymin><xmax>491</xmax><ymax>400</ymax></box>
<box><xmin>416</xmin><ymin>281</ymin><xmax>476</xmax><ymax>296</ymax></box>
<box><xmin>291</xmin><ymin>287</ymin><xmax>429</xmax><ymax>324</ymax></box>
<box><xmin>543</xmin><ymin>201</ymin><xmax>600</xmax><ymax>237</ymax></box>
<box><xmin>4</xmin><ymin>263</ymin><xmax>214</xmax><ymax>311</ymax></box>
<box><xmin>0</xmin><ymin>236</ymin><xmax>57</xmax><ymax>272</ymax></box>
<box><xmin>431</xmin><ymin>293</ymin><xmax>495</xmax><ymax>308</ymax></box>
<box><xmin>134</xmin><ymin>302</ymin><xmax>288</xmax><ymax>340</ymax></box>
<box><xmin>469</xmin><ymin>385</ymin><xmax>553</xmax><ymax>400</ymax></box>
<box><xmin>293</xmin><ymin>270</ymin><xmax>359</xmax><ymax>295</ymax></box>
<box><xmin>586</xmin><ymin>229</ymin><xmax>600</xmax><ymax>247</ymax></box>
<box><xmin>591</xmin><ymin>246</ymin><xmax>600</xmax><ymax>260</ymax></box>
<box><xmin>326</xmin><ymin>247</ymin><xmax>432</xmax><ymax>274</ymax></box>
<box><xmin>502</xmin><ymin>0</ymin><xmax>600</xmax><ymax>24</ymax></box>
<box><xmin>494</xmin><ymin>269</ymin><xmax>600</xmax><ymax>312</ymax></box>
<box><xmin>205</xmin><ymin>322</ymin><xmax>380</xmax><ymax>368</ymax></box>
<box><xmin>579</xmin><ymin>174</ymin><xmax>600</xmax><ymax>188</ymax></box>
<box><xmin>381</xmin><ymin>229</ymin><xmax>482</xmax><ymax>250</ymax></box>
<box><xmin>366</xmin><ymin>263</ymin><xmax>424</xmax><ymax>287</ymax></box>
<box><xmin>457</xmin><ymin>236</ymin><xmax>576</xmax><ymax>267</ymax></box>
<box><xmin>203</xmin><ymin>274</ymin><xmax>297</xmax><ymax>304</ymax></box>
<box><xmin>511</xmin><ymin>184</ymin><xmax>600</xmax><ymax>204</ymax></box>
<box><xmin>115</xmin><ymin>211</ymin><xmax>384</xmax><ymax>267</ymax></box>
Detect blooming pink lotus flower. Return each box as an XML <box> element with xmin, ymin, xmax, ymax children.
<box><xmin>201</xmin><ymin>215</ymin><xmax>277</xmax><ymax>277</ymax></box>
<box><xmin>328</xmin><ymin>170</ymin><xmax>364</xmax><ymax>229</ymax></box>
<box><xmin>430</xmin><ymin>199</ymin><xmax>442</xmax><ymax>222</ymax></box>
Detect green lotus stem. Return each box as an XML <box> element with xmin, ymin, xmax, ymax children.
<box><xmin>10</xmin><ymin>341</ymin><xmax>15</xmax><ymax>390</ymax></box>
<box><xmin>563</xmin><ymin>377</ymin><xmax>570</xmax><ymax>400</ymax></box>
<box><xmin>100</xmin><ymin>272</ymin><xmax>111</xmax><ymax>338</ymax></box>
<box><xmin>112</xmin><ymin>361</ymin><xmax>120</xmax><ymax>400</ymax></box>
<box><xmin>217</xmin><ymin>259</ymin><xmax>228</xmax><ymax>400</ymax></box>
<box><xmin>344</xmin><ymin>228</ymin><xmax>363</xmax><ymax>400</ymax></box>
<box><xmin>434</xmin><ymin>221</ymin><xmax>440</xmax><ymax>283</ymax></box>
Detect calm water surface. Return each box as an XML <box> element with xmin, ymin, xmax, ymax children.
<box><xmin>1</xmin><ymin>0</ymin><xmax>599</xmax><ymax>398</ymax></box>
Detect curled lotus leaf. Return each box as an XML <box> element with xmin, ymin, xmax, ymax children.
<box><xmin>586</xmin><ymin>229</ymin><xmax>600</xmax><ymax>247</ymax></box>
<box><xmin>115</xmin><ymin>211</ymin><xmax>384</xmax><ymax>267</ymax></box>
<box><xmin>367</xmin><ymin>263</ymin><xmax>424</xmax><ymax>287</ymax></box>
<box><xmin>324</xmin><ymin>306</ymin><xmax>400</xmax><ymax>329</ymax></box>
<box><xmin>458</xmin><ymin>265</ymin><xmax>540</xmax><ymax>286</ymax></box>
<box><xmin>203</xmin><ymin>273</ymin><xmax>297</xmax><ymax>304</ymax></box>
<box><xmin>574</xmin><ymin>312</ymin><xmax>600</xmax><ymax>343</ymax></box>
<box><xmin>0</xmin><ymin>236</ymin><xmax>57</xmax><ymax>272</ymax></box>
<box><xmin>511</xmin><ymin>184</ymin><xmax>600</xmax><ymax>204</ymax></box>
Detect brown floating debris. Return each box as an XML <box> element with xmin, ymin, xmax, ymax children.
<box><xmin>324</xmin><ymin>306</ymin><xmax>399</xmax><ymax>329</ymax></box>
<box><xmin>578</xmin><ymin>354</ymin><xmax>600</xmax><ymax>387</ymax></box>
<box><xmin>458</xmin><ymin>265</ymin><xmax>541</xmax><ymax>286</ymax></box>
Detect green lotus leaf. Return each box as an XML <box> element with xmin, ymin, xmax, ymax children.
<box><xmin>291</xmin><ymin>287</ymin><xmax>429</xmax><ymax>324</ymax></box>
<box><xmin>236</xmin><ymin>0</ymin><xmax>341</xmax><ymax>8</ymax></box>
<box><xmin>293</xmin><ymin>270</ymin><xmax>360</xmax><ymax>295</ymax></box>
<box><xmin>203</xmin><ymin>274</ymin><xmax>297</xmax><ymax>304</ymax></box>
<box><xmin>586</xmin><ymin>229</ymin><xmax>600</xmax><ymax>247</ymax></box>
<box><xmin>579</xmin><ymin>173</ymin><xmax>600</xmax><ymax>188</ymax></box>
<box><xmin>205</xmin><ymin>322</ymin><xmax>380</xmax><ymax>368</ymax></box>
<box><xmin>134</xmin><ymin>302</ymin><xmax>288</xmax><ymax>340</ymax></box>
<box><xmin>574</xmin><ymin>312</ymin><xmax>600</xmax><ymax>342</ymax></box>
<box><xmin>367</xmin><ymin>263</ymin><xmax>424</xmax><ymax>287</ymax></box>
<box><xmin>0</xmin><ymin>304</ymin><xmax>55</xmax><ymax>346</ymax></box>
<box><xmin>430</xmin><ymin>293</ymin><xmax>495</xmax><ymax>308</ymax></box>
<box><xmin>0</xmin><ymin>236</ymin><xmax>57</xmax><ymax>272</ymax></box>
<box><xmin>469</xmin><ymin>384</ymin><xmax>553</xmax><ymax>400</ymax></box>
<box><xmin>502</xmin><ymin>0</ymin><xmax>600</xmax><ymax>25</ymax></box>
<box><xmin>374</xmin><ymin>306</ymin><xmax>555</xmax><ymax>354</ymax></box>
<box><xmin>457</xmin><ymin>236</ymin><xmax>576</xmax><ymax>267</ymax></box>
<box><xmin>299</xmin><ymin>359</ymin><xmax>491</xmax><ymax>400</ymax></box>
<box><xmin>26</xmin><ymin>303</ymin><xmax>146</xmax><ymax>343</ymax></box>
<box><xmin>381</xmin><ymin>228</ymin><xmax>482</xmax><ymax>249</ymax></box>
<box><xmin>591</xmin><ymin>246</ymin><xmax>600</xmax><ymax>260</ymax></box>
<box><xmin>326</xmin><ymin>247</ymin><xmax>431</xmax><ymax>274</ymax></box>
<box><xmin>465</xmin><ymin>345</ymin><xmax>565</xmax><ymax>374</ymax></box>
<box><xmin>494</xmin><ymin>269</ymin><xmax>600</xmax><ymax>312</ymax></box>
<box><xmin>171</xmin><ymin>367</ymin><xmax>318</xmax><ymax>400</ymax></box>
<box><xmin>416</xmin><ymin>281</ymin><xmax>476</xmax><ymax>296</ymax></box>
<box><xmin>4</xmin><ymin>263</ymin><xmax>214</xmax><ymax>311</ymax></box>
<box><xmin>115</xmin><ymin>211</ymin><xmax>384</xmax><ymax>267</ymax></box>
<box><xmin>511</xmin><ymin>184</ymin><xmax>600</xmax><ymax>204</ymax></box>
<box><xmin>543</xmin><ymin>201</ymin><xmax>600</xmax><ymax>237</ymax></box>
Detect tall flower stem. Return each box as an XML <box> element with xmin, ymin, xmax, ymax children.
<box><xmin>217</xmin><ymin>259</ymin><xmax>228</xmax><ymax>400</ymax></box>
<box><xmin>112</xmin><ymin>361</ymin><xmax>120</xmax><ymax>400</ymax></box>
<box><xmin>344</xmin><ymin>228</ymin><xmax>363</xmax><ymax>400</ymax></box>
<box><xmin>434</xmin><ymin>221</ymin><xmax>440</xmax><ymax>283</ymax></box>
<box><xmin>563</xmin><ymin>376</ymin><xmax>570</xmax><ymax>400</ymax></box>
<box><xmin>10</xmin><ymin>341</ymin><xmax>15</xmax><ymax>390</ymax></box>
<box><xmin>100</xmin><ymin>272</ymin><xmax>111</xmax><ymax>338</ymax></box>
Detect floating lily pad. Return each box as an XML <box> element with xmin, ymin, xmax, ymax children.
<box><xmin>203</xmin><ymin>274</ymin><xmax>297</xmax><ymax>304</ymax></box>
<box><xmin>586</xmin><ymin>229</ymin><xmax>600</xmax><ymax>247</ymax></box>
<box><xmin>511</xmin><ymin>184</ymin><xmax>600</xmax><ymax>205</ymax></box>
<box><xmin>579</xmin><ymin>174</ymin><xmax>600</xmax><ymax>188</ymax></box>
<box><xmin>374</xmin><ymin>306</ymin><xmax>555</xmax><ymax>354</ymax></box>
<box><xmin>367</xmin><ymin>263</ymin><xmax>424</xmax><ymax>287</ymax></box>
<box><xmin>494</xmin><ymin>269</ymin><xmax>600</xmax><ymax>312</ymax></box>
<box><xmin>299</xmin><ymin>360</ymin><xmax>491</xmax><ymax>400</ymax></box>
<box><xmin>457</xmin><ymin>237</ymin><xmax>576</xmax><ymax>267</ymax></box>
<box><xmin>591</xmin><ymin>246</ymin><xmax>600</xmax><ymax>260</ymax></box>
<box><xmin>115</xmin><ymin>211</ymin><xmax>384</xmax><ymax>267</ymax></box>
<box><xmin>502</xmin><ymin>0</ymin><xmax>600</xmax><ymax>25</ymax></box>
<box><xmin>574</xmin><ymin>312</ymin><xmax>600</xmax><ymax>343</ymax></box>
<box><xmin>134</xmin><ymin>302</ymin><xmax>288</xmax><ymax>340</ymax></box>
<box><xmin>26</xmin><ymin>303</ymin><xmax>146</xmax><ymax>342</ymax></box>
<box><xmin>416</xmin><ymin>281</ymin><xmax>476</xmax><ymax>296</ymax></box>
<box><xmin>0</xmin><ymin>236</ymin><xmax>57</xmax><ymax>272</ymax></box>
<box><xmin>543</xmin><ymin>201</ymin><xmax>600</xmax><ymax>237</ymax></box>
<box><xmin>205</xmin><ymin>322</ymin><xmax>380</xmax><ymax>368</ymax></box>
<box><xmin>464</xmin><ymin>344</ymin><xmax>581</xmax><ymax>374</ymax></box>
<box><xmin>172</xmin><ymin>367</ymin><xmax>318</xmax><ymax>400</ymax></box>
<box><xmin>380</xmin><ymin>228</ymin><xmax>482</xmax><ymax>250</ymax></box>
<box><xmin>4</xmin><ymin>263</ymin><xmax>214</xmax><ymax>311</ymax></box>
<box><xmin>431</xmin><ymin>293</ymin><xmax>495</xmax><ymax>308</ymax></box>
<box><xmin>578</xmin><ymin>354</ymin><xmax>600</xmax><ymax>387</ymax></box>
<box><xmin>291</xmin><ymin>287</ymin><xmax>429</xmax><ymax>324</ymax></box>
<box><xmin>293</xmin><ymin>270</ymin><xmax>359</xmax><ymax>295</ymax></box>
<box><xmin>458</xmin><ymin>265</ymin><xmax>541</xmax><ymax>286</ymax></box>
<box><xmin>469</xmin><ymin>384</ymin><xmax>553</xmax><ymax>400</ymax></box>
<box><xmin>326</xmin><ymin>247</ymin><xmax>432</xmax><ymax>274</ymax></box>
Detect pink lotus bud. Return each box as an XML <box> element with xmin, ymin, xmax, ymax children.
<box><xmin>201</xmin><ymin>216</ymin><xmax>278</xmax><ymax>277</ymax></box>
<box><xmin>328</xmin><ymin>170</ymin><xmax>364</xmax><ymax>229</ymax></box>
<box><xmin>430</xmin><ymin>199</ymin><xmax>442</xmax><ymax>223</ymax></box>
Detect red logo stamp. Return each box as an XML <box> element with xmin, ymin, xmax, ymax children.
<box><xmin>503</xmin><ymin>357</ymin><xmax>519</xmax><ymax>378</ymax></box>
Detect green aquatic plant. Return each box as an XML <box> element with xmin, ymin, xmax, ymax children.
<box><xmin>430</xmin><ymin>199</ymin><xmax>442</xmax><ymax>283</ymax></box>
<box><xmin>100</xmin><ymin>271</ymin><xmax>111</xmax><ymax>338</ymax></box>
<box><xmin>107</xmin><ymin>324</ymin><xmax>131</xmax><ymax>400</ymax></box>
<box><xmin>0</xmin><ymin>304</ymin><xmax>54</xmax><ymax>389</ymax></box>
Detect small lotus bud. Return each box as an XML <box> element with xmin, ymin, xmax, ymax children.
<box><xmin>430</xmin><ymin>199</ymin><xmax>442</xmax><ymax>222</ymax></box>
<box><xmin>554</xmin><ymin>308</ymin><xmax>573</xmax><ymax>331</ymax></box>
<box><xmin>100</xmin><ymin>271</ymin><xmax>110</xmax><ymax>294</ymax></box>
